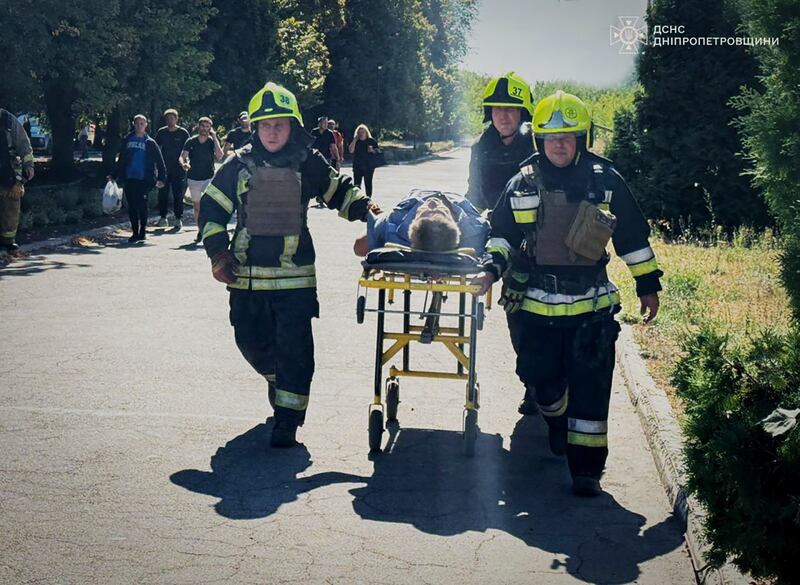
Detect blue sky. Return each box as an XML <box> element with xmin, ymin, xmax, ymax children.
<box><xmin>463</xmin><ymin>0</ymin><xmax>649</xmax><ymax>87</ymax></box>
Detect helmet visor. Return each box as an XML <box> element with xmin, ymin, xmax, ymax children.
<box><xmin>538</xmin><ymin>131</ymin><xmax>585</xmax><ymax>141</ymax></box>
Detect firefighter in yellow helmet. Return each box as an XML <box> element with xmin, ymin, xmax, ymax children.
<box><xmin>466</xmin><ymin>73</ymin><xmax>539</xmax><ymax>415</ymax></box>
<box><xmin>466</xmin><ymin>72</ymin><xmax>534</xmax><ymax>214</ymax></box>
<box><xmin>474</xmin><ymin>90</ymin><xmax>663</xmax><ymax>496</ymax></box>
<box><xmin>198</xmin><ymin>82</ymin><xmax>378</xmax><ymax>447</ymax></box>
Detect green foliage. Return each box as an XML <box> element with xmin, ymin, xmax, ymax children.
<box><xmin>630</xmin><ymin>0</ymin><xmax>769</xmax><ymax>230</ymax></box>
<box><xmin>19</xmin><ymin>183</ymin><xmax>103</xmax><ymax>233</ymax></box>
<box><xmin>277</xmin><ymin>17</ymin><xmax>331</xmax><ymax>108</ymax></box>
<box><xmin>0</xmin><ymin>0</ymin><xmax>216</xmax><ymax>176</ymax></box>
<box><xmin>322</xmin><ymin>0</ymin><xmax>477</xmax><ymax>140</ymax></box>
<box><xmin>733</xmin><ymin>0</ymin><xmax>800</xmax><ymax>319</ymax></box>
<box><xmin>4</xmin><ymin>0</ymin><xmax>477</xmax><ymax>171</ymax></box>
<box><xmin>672</xmin><ymin>326</ymin><xmax>800</xmax><ymax>582</ymax></box>
<box><xmin>454</xmin><ymin>69</ymin><xmax>491</xmax><ymax>138</ymax></box>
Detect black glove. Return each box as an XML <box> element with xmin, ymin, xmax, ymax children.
<box><xmin>499</xmin><ymin>269</ymin><xmax>528</xmax><ymax>314</ymax></box>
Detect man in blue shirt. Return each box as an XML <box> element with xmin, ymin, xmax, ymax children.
<box><xmin>111</xmin><ymin>115</ymin><xmax>166</xmax><ymax>242</ymax></box>
<box><xmin>353</xmin><ymin>189</ymin><xmax>489</xmax><ymax>256</ymax></box>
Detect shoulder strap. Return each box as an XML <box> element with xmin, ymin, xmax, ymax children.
<box><xmin>590</xmin><ymin>161</ymin><xmax>613</xmax><ymax>204</ymax></box>
<box><xmin>519</xmin><ymin>158</ymin><xmax>545</xmax><ymax>191</ymax></box>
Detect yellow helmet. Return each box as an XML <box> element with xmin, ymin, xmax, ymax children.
<box><xmin>532</xmin><ymin>90</ymin><xmax>592</xmax><ymax>141</ymax></box>
<box><xmin>248</xmin><ymin>82</ymin><xmax>304</xmax><ymax>126</ymax></box>
<box><xmin>482</xmin><ymin>72</ymin><xmax>534</xmax><ymax>122</ymax></box>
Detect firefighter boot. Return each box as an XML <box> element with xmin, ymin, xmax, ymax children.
<box><xmin>270</xmin><ymin>419</ymin><xmax>298</xmax><ymax>448</ymax></box>
<box><xmin>572</xmin><ymin>475</ymin><xmax>603</xmax><ymax>497</ymax></box>
<box><xmin>517</xmin><ymin>385</ymin><xmax>540</xmax><ymax>416</ymax></box>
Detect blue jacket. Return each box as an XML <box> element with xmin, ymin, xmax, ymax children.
<box><xmin>369</xmin><ymin>188</ymin><xmax>490</xmax><ymax>254</ymax></box>
<box><xmin>113</xmin><ymin>132</ymin><xmax>167</xmax><ymax>187</ymax></box>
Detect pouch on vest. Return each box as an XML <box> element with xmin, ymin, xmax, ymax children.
<box><xmin>564</xmin><ymin>200</ymin><xmax>616</xmax><ymax>262</ymax></box>
<box><xmin>244</xmin><ymin>165</ymin><xmax>303</xmax><ymax>237</ymax></box>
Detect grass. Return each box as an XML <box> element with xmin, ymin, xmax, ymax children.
<box><xmin>607</xmin><ymin>228</ymin><xmax>792</xmax><ymax>412</ymax></box>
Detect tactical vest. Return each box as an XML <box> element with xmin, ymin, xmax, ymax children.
<box><xmin>240</xmin><ymin>156</ymin><xmax>303</xmax><ymax>237</ymax></box>
<box><xmin>476</xmin><ymin>132</ymin><xmax>533</xmax><ymax>210</ymax></box>
<box><xmin>512</xmin><ymin>159</ymin><xmax>614</xmax><ymax>267</ymax></box>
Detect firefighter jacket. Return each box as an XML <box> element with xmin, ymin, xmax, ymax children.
<box><xmin>486</xmin><ymin>151</ymin><xmax>662</xmax><ymax>320</ymax></box>
<box><xmin>466</xmin><ymin>124</ymin><xmax>534</xmax><ymax>213</ymax></box>
<box><xmin>199</xmin><ymin>140</ymin><xmax>371</xmax><ymax>291</ymax></box>
<box><xmin>0</xmin><ymin>109</ymin><xmax>34</xmax><ymax>186</ymax></box>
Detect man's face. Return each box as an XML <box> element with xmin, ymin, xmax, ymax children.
<box><xmin>198</xmin><ymin>121</ymin><xmax>211</xmax><ymax>136</ymax></box>
<box><xmin>240</xmin><ymin>117</ymin><xmax>251</xmax><ymax>131</ymax></box>
<box><xmin>166</xmin><ymin>114</ymin><xmax>178</xmax><ymax>128</ymax></box>
<box><xmin>491</xmin><ymin>107</ymin><xmax>522</xmax><ymax>137</ymax></box>
<box><xmin>327</xmin><ymin>121</ymin><xmax>335</xmax><ymax>131</ymax></box>
<box><xmin>415</xmin><ymin>198</ymin><xmax>453</xmax><ymax>221</ymax></box>
<box><xmin>133</xmin><ymin>118</ymin><xmax>147</xmax><ymax>135</ymax></box>
<box><xmin>318</xmin><ymin>117</ymin><xmax>328</xmax><ymax>130</ymax></box>
<box><xmin>543</xmin><ymin>134</ymin><xmax>578</xmax><ymax>168</ymax></box>
<box><xmin>258</xmin><ymin>118</ymin><xmax>292</xmax><ymax>153</ymax></box>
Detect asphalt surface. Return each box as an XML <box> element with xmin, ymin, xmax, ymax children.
<box><xmin>0</xmin><ymin>149</ymin><xmax>694</xmax><ymax>584</ymax></box>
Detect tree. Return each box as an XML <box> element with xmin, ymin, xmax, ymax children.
<box><xmin>0</xmin><ymin>0</ymin><xmax>215</xmax><ymax>177</ymax></box>
<box><xmin>633</xmin><ymin>0</ymin><xmax>769</xmax><ymax>230</ymax></box>
<box><xmin>734</xmin><ymin>0</ymin><xmax>800</xmax><ymax>319</ymax></box>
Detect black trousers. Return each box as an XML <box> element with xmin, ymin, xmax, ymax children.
<box><xmin>229</xmin><ymin>288</ymin><xmax>319</xmax><ymax>424</ymax></box>
<box><xmin>124</xmin><ymin>180</ymin><xmax>151</xmax><ymax>236</ymax></box>
<box><xmin>353</xmin><ymin>163</ymin><xmax>374</xmax><ymax>197</ymax></box>
<box><xmin>509</xmin><ymin>310</ymin><xmax>620</xmax><ymax>479</ymax></box>
<box><xmin>158</xmin><ymin>170</ymin><xmax>186</xmax><ymax>219</ymax></box>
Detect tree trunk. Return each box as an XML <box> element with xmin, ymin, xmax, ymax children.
<box><xmin>102</xmin><ymin>107</ymin><xmax>122</xmax><ymax>177</ymax></box>
<box><xmin>44</xmin><ymin>82</ymin><xmax>77</xmax><ymax>178</ymax></box>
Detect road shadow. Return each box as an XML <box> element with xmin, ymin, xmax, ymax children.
<box><xmin>169</xmin><ymin>415</ymin><xmax>685</xmax><ymax>583</ymax></box>
<box><xmin>348</xmin><ymin>416</ymin><xmax>686</xmax><ymax>584</ymax></box>
<box><xmin>170</xmin><ymin>418</ymin><xmax>361</xmax><ymax>520</ymax></box>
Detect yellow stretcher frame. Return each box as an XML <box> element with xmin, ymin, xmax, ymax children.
<box><xmin>357</xmin><ymin>269</ymin><xmax>492</xmax><ymax>456</ymax></box>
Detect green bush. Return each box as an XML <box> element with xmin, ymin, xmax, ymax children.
<box><xmin>63</xmin><ymin>209</ymin><xmax>83</xmax><ymax>224</ymax></box>
<box><xmin>32</xmin><ymin>210</ymin><xmax>50</xmax><ymax>227</ymax></box>
<box><xmin>18</xmin><ymin>182</ymin><xmax>106</xmax><ymax>234</ymax></box>
<box><xmin>673</xmin><ymin>326</ymin><xmax>800</xmax><ymax>583</ymax></box>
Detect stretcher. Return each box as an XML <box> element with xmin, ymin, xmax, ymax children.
<box><xmin>356</xmin><ymin>246</ymin><xmax>492</xmax><ymax>456</ymax></box>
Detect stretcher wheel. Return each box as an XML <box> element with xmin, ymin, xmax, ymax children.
<box><xmin>476</xmin><ymin>302</ymin><xmax>485</xmax><ymax>331</ymax></box>
<box><xmin>464</xmin><ymin>409</ymin><xmax>478</xmax><ymax>457</ymax></box>
<box><xmin>368</xmin><ymin>408</ymin><xmax>384</xmax><ymax>452</ymax></box>
<box><xmin>386</xmin><ymin>379</ymin><xmax>400</xmax><ymax>421</ymax></box>
<box><xmin>356</xmin><ymin>295</ymin><xmax>366</xmax><ymax>324</ymax></box>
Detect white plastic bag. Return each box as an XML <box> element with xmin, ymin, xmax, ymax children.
<box><xmin>102</xmin><ymin>180</ymin><xmax>123</xmax><ymax>214</ymax></box>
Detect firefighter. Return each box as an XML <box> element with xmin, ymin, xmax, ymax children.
<box><xmin>0</xmin><ymin>109</ymin><xmax>34</xmax><ymax>253</ymax></box>
<box><xmin>474</xmin><ymin>91</ymin><xmax>662</xmax><ymax>496</ymax></box>
<box><xmin>198</xmin><ymin>83</ymin><xmax>377</xmax><ymax>448</ymax></box>
<box><xmin>466</xmin><ymin>72</ymin><xmax>535</xmax><ymax>214</ymax></box>
<box><xmin>466</xmin><ymin>72</ymin><xmax>538</xmax><ymax>415</ymax></box>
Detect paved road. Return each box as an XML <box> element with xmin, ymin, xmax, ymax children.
<box><xmin>0</xmin><ymin>149</ymin><xmax>694</xmax><ymax>584</ymax></box>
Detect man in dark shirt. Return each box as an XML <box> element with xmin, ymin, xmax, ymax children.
<box><xmin>222</xmin><ymin>111</ymin><xmax>253</xmax><ymax>157</ymax></box>
<box><xmin>309</xmin><ymin>116</ymin><xmax>336</xmax><ymax>164</ymax></box>
<box><xmin>180</xmin><ymin>116</ymin><xmax>223</xmax><ymax>242</ymax></box>
<box><xmin>155</xmin><ymin>108</ymin><xmax>190</xmax><ymax>229</ymax></box>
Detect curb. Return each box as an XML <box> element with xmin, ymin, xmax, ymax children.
<box><xmin>17</xmin><ymin>220</ymin><xmax>131</xmax><ymax>255</ymax></box>
<box><xmin>616</xmin><ymin>324</ymin><xmax>751</xmax><ymax>585</ymax></box>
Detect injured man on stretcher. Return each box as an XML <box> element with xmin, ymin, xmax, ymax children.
<box><xmin>353</xmin><ymin>188</ymin><xmax>490</xmax><ymax>257</ymax></box>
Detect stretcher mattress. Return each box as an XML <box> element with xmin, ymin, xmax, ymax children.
<box><xmin>363</xmin><ymin>247</ymin><xmax>484</xmax><ymax>276</ymax></box>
